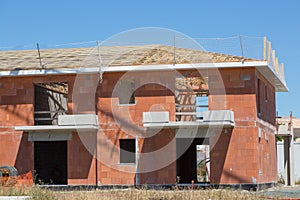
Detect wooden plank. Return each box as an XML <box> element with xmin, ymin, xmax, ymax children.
<box><xmin>175</xmin><ymin>112</ymin><xmax>203</xmax><ymax>116</ymax></box>
<box><xmin>272</xmin><ymin>50</ymin><xmax>276</xmax><ymax>67</ymax></box>
<box><xmin>276</xmin><ymin>57</ymin><xmax>279</xmax><ymax>73</ymax></box>
<box><xmin>175</xmin><ymin>104</ymin><xmax>208</xmax><ymax>108</ymax></box>
<box><xmin>268</xmin><ymin>42</ymin><xmax>271</xmax><ymax>63</ymax></box>
<box><xmin>34</xmin><ymin>117</ymin><xmax>57</xmax><ymax>121</ymax></box>
<box><xmin>281</xmin><ymin>63</ymin><xmax>285</xmax><ymax>80</ymax></box>
<box><xmin>34</xmin><ymin>110</ymin><xmax>67</xmax><ymax>114</ymax></box>
<box><xmin>263</xmin><ymin>36</ymin><xmax>267</xmax><ymax>60</ymax></box>
<box><xmin>176</xmin><ymin>89</ymin><xmax>209</xmax><ymax>93</ymax></box>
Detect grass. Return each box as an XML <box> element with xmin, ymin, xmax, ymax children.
<box><xmin>0</xmin><ymin>186</ymin><xmax>275</xmax><ymax>200</ymax></box>
<box><xmin>0</xmin><ymin>186</ymin><xmax>55</xmax><ymax>200</ymax></box>
<box><xmin>56</xmin><ymin>189</ymin><xmax>275</xmax><ymax>200</ymax></box>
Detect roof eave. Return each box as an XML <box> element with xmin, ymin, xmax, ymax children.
<box><xmin>0</xmin><ymin>61</ymin><xmax>288</xmax><ymax>92</ymax></box>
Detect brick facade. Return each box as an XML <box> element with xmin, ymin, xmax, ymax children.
<box><xmin>209</xmin><ymin>68</ymin><xmax>277</xmax><ymax>184</ymax></box>
<box><xmin>0</xmin><ymin>67</ymin><xmax>278</xmax><ymax>186</ymax></box>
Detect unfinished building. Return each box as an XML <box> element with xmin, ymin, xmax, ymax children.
<box><xmin>0</xmin><ymin>38</ymin><xmax>287</xmax><ymax>189</ymax></box>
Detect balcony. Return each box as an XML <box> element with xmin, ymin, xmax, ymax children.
<box><xmin>143</xmin><ymin>110</ymin><xmax>234</xmax><ymax>129</ymax></box>
<box><xmin>15</xmin><ymin>114</ymin><xmax>99</xmax><ymax>141</ymax></box>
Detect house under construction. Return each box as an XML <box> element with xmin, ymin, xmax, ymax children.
<box><xmin>0</xmin><ymin>37</ymin><xmax>287</xmax><ymax>189</ymax></box>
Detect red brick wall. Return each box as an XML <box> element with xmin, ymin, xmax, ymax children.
<box><xmin>255</xmin><ymin>71</ymin><xmax>277</xmax><ymax>183</ymax></box>
<box><xmin>96</xmin><ymin>72</ymin><xmax>176</xmax><ymax>185</ymax></box>
<box><xmin>256</xmin><ymin>71</ymin><xmax>276</xmax><ymax>125</ymax></box>
<box><xmin>0</xmin><ymin>76</ymin><xmax>35</xmax><ymax>176</ymax></box>
<box><xmin>0</xmin><ymin>67</ymin><xmax>278</xmax><ymax>186</ymax></box>
<box><xmin>96</xmin><ymin>130</ymin><xmax>136</xmax><ymax>185</ymax></box>
<box><xmin>68</xmin><ymin>132</ymin><xmax>97</xmax><ymax>185</ymax></box>
<box><xmin>255</xmin><ymin>123</ymin><xmax>277</xmax><ymax>183</ymax></box>
<box><xmin>209</xmin><ymin>68</ymin><xmax>277</xmax><ymax>184</ymax></box>
<box><xmin>139</xmin><ymin>129</ymin><xmax>176</xmax><ymax>184</ymax></box>
<box><xmin>0</xmin><ymin>75</ymin><xmax>76</xmax><ymax>181</ymax></box>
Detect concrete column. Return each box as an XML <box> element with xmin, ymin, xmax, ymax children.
<box><xmin>283</xmin><ymin>132</ymin><xmax>295</xmax><ymax>186</ymax></box>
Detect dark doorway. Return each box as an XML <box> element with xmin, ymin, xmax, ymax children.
<box><xmin>34</xmin><ymin>141</ymin><xmax>67</xmax><ymax>184</ymax></box>
<box><xmin>176</xmin><ymin>138</ymin><xmax>208</xmax><ymax>183</ymax></box>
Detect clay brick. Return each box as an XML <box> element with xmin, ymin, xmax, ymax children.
<box><xmin>0</xmin><ymin>67</ymin><xmax>278</xmax><ymax>186</ymax></box>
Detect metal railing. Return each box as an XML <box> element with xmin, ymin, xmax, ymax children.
<box><xmin>175</xmin><ymin>104</ymin><xmax>208</xmax><ymax>121</ymax></box>
<box><xmin>34</xmin><ymin>110</ymin><xmax>67</xmax><ymax>125</ymax></box>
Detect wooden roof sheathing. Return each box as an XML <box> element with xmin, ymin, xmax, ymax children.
<box><xmin>0</xmin><ymin>45</ymin><xmax>256</xmax><ymax>71</ymax></box>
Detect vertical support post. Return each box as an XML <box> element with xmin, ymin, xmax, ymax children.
<box><xmin>272</xmin><ymin>50</ymin><xmax>276</xmax><ymax>68</ymax></box>
<box><xmin>291</xmin><ymin>138</ymin><xmax>295</xmax><ymax>186</ymax></box>
<box><xmin>283</xmin><ymin>136</ymin><xmax>290</xmax><ymax>185</ymax></box>
<box><xmin>95</xmin><ymin>131</ymin><xmax>99</xmax><ymax>186</ymax></box>
<box><xmin>283</xmin><ymin>135</ymin><xmax>295</xmax><ymax>186</ymax></box>
<box><xmin>289</xmin><ymin>112</ymin><xmax>295</xmax><ymax>186</ymax></box>
<box><xmin>263</xmin><ymin>36</ymin><xmax>267</xmax><ymax>60</ymax></box>
<box><xmin>239</xmin><ymin>35</ymin><xmax>244</xmax><ymax>60</ymax></box>
<box><xmin>96</xmin><ymin>41</ymin><xmax>103</xmax><ymax>83</ymax></box>
<box><xmin>281</xmin><ymin>64</ymin><xmax>285</xmax><ymax>81</ymax></box>
<box><xmin>36</xmin><ymin>43</ymin><xmax>44</xmax><ymax>69</ymax></box>
<box><xmin>275</xmin><ymin>57</ymin><xmax>279</xmax><ymax>73</ymax></box>
<box><xmin>173</xmin><ymin>36</ymin><xmax>176</xmax><ymax>66</ymax></box>
<box><xmin>284</xmin><ymin>112</ymin><xmax>295</xmax><ymax>186</ymax></box>
<box><xmin>135</xmin><ymin>136</ymin><xmax>140</xmax><ymax>185</ymax></box>
<box><xmin>268</xmin><ymin>42</ymin><xmax>271</xmax><ymax>63</ymax></box>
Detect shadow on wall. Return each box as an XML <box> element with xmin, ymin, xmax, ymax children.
<box><xmin>14</xmin><ymin>133</ymin><xmax>33</xmax><ymax>176</ymax></box>
<box><xmin>14</xmin><ymin>133</ymin><xmax>96</xmax><ymax>181</ymax></box>
<box><xmin>210</xmin><ymin>128</ymin><xmax>233</xmax><ymax>184</ymax></box>
<box><xmin>3</xmin><ymin>105</ymin><xmax>34</xmax><ymax>126</ymax></box>
<box><xmin>138</xmin><ymin>129</ymin><xmax>176</xmax><ymax>185</ymax></box>
<box><xmin>68</xmin><ymin>133</ymin><xmax>95</xmax><ymax>179</ymax></box>
<box><xmin>211</xmin><ymin>128</ymin><xmax>256</xmax><ymax>184</ymax></box>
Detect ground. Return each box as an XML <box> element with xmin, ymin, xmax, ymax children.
<box><xmin>52</xmin><ymin>185</ymin><xmax>300</xmax><ymax>200</ymax></box>
<box><xmin>257</xmin><ymin>185</ymin><xmax>300</xmax><ymax>199</ymax></box>
<box><xmin>2</xmin><ymin>185</ymin><xmax>300</xmax><ymax>199</ymax></box>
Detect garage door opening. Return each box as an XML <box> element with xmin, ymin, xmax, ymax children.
<box><xmin>34</xmin><ymin>141</ymin><xmax>67</xmax><ymax>185</ymax></box>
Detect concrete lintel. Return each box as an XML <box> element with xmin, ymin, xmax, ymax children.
<box><xmin>29</xmin><ymin>132</ymin><xmax>72</xmax><ymax>141</ymax></box>
<box><xmin>14</xmin><ymin>125</ymin><xmax>99</xmax><ymax>132</ymax></box>
<box><xmin>143</xmin><ymin>121</ymin><xmax>234</xmax><ymax>129</ymax></box>
<box><xmin>143</xmin><ymin>110</ymin><xmax>234</xmax><ymax>129</ymax></box>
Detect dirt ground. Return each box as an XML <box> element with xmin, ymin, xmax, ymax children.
<box><xmin>256</xmin><ymin>185</ymin><xmax>300</xmax><ymax>199</ymax></box>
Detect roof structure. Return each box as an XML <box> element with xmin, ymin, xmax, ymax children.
<box><xmin>0</xmin><ymin>44</ymin><xmax>287</xmax><ymax>92</ymax></box>
<box><xmin>0</xmin><ymin>45</ymin><xmax>255</xmax><ymax>71</ymax></box>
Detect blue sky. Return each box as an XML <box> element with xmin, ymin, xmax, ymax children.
<box><xmin>0</xmin><ymin>0</ymin><xmax>299</xmax><ymax>117</ymax></box>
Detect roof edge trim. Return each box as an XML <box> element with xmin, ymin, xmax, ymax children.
<box><xmin>0</xmin><ymin>61</ymin><xmax>287</xmax><ymax>92</ymax></box>
<box><xmin>0</xmin><ymin>61</ymin><xmax>267</xmax><ymax>76</ymax></box>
